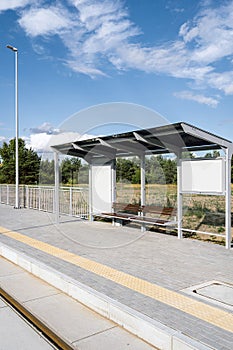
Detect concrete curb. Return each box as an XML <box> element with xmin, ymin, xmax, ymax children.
<box><xmin>0</xmin><ymin>243</ymin><xmax>213</xmax><ymax>350</ymax></box>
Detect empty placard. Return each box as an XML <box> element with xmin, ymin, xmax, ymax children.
<box><xmin>91</xmin><ymin>165</ymin><xmax>112</xmax><ymax>213</ymax></box>
<box><xmin>181</xmin><ymin>158</ymin><xmax>225</xmax><ymax>194</ymax></box>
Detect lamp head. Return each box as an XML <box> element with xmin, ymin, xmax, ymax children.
<box><xmin>6</xmin><ymin>45</ymin><xmax>18</xmax><ymax>52</ymax></box>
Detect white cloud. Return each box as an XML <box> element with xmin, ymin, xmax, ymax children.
<box><xmin>206</xmin><ymin>71</ymin><xmax>233</xmax><ymax>95</ymax></box>
<box><xmin>26</xmin><ymin>131</ymin><xmax>92</xmax><ymax>152</ymax></box>
<box><xmin>2</xmin><ymin>0</ymin><xmax>233</xmax><ymax>101</ymax></box>
<box><xmin>0</xmin><ymin>136</ymin><xmax>7</xmax><ymax>142</ymax></box>
<box><xmin>25</xmin><ymin>133</ymin><xmax>54</xmax><ymax>152</ymax></box>
<box><xmin>174</xmin><ymin>91</ymin><xmax>219</xmax><ymax>108</ymax></box>
<box><xmin>19</xmin><ymin>5</ymin><xmax>73</xmax><ymax>37</ymax></box>
<box><xmin>181</xmin><ymin>4</ymin><xmax>233</xmax><ymax>65</ymax></box>
<box><xmin>179</xmin><ymin>23</ymin><xmax>199</xmax><ymax>43</ymax></box>
<box><xmin>25</xmin><ymin>121</ymin><xmax>93</xmax><ymax>152</ymax></box>
<box><xmin>63</xmin><ymin>0</ymin><xmax>233</xmax><ymax>95</ymax></box>
<box><xmin>29</xmin><ymin>122</ymin><xmax>60</xmax><ymax>135</ymax></box>
<box><xmin>0</xmin><ymin>0</ymin><xmax>31</xmax><ymax>12</ymax></box>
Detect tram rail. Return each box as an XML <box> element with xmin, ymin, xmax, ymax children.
<box><xmin>0</xmin><ymin>286</ymin><xmax>74</xmax><ymax>350</ymax></box>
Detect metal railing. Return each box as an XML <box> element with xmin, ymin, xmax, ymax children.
<box><xmin>0</xmin><ymin>184</ymin><xmax>89</xmax><ymax>218</ymax></box>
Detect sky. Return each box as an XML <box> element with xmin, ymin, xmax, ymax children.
<box><xmin>0</xmin><ymin>0</ymin><xmax>233</xmax><ymax>152</ymax></box>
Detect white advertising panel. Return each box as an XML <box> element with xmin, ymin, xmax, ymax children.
<box><xmin>91</xmin><ymin>165</ymin><xmax>112</xmax><ymax>213</ymax></box>
<box><xmin>181</xmin><ymin>158</ymin><xmax>225</xmax><ymax>194</ymax></box>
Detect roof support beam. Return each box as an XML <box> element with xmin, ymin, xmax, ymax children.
<box><xmin>98</xmin><ymin>136</ymin><xmax>145</xmax><ymax>156</ymax></box>
<box><xmin>182</xmin><ymin>123</ymin><xmax>230</xmax><ymax>149</ymax></box>
<box><xmin>72</xmin><ymin>143</ymin><xmax>85</xmax><ymax>151</ymax></box>
<box><xmin>133</xmin><ymin>132</ymin><xmax>181</xmax><ymax>155</ymax></box>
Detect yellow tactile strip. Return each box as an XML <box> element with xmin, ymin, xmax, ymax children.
<box><xmin>0</xmin><ymin>226</ymin><xmax>233</xmax><ymax>333</ymax></box>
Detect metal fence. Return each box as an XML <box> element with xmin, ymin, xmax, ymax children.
<box><xmin>0</xmin><ymin>184</ymin><xmax>89</xmax><ymax>218</ymax></box>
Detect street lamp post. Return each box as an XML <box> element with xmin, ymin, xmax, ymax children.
<box><xmin>7</xmin><ymin>45</ymin><xmax>19</xmax><ymax>209</ymax></box>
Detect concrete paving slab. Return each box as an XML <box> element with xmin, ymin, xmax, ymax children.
<box><xmin>0</xmin><ymin>306</ymin><xmax>55</xmax><ymax>350</ymax></box>
<box><xmin>0</xmin><ymin>257</ymin><xmax>23</xmax><ymax>277</ymax></box>
<box><xmin>73</xmin><ymin>326</ymin><xmax>156</xmax><ymax>350</ymax></box>
<box><xmin>0</xmin><ymin>297</ymin><xmax>6</xmax><ymax>308</ymax></box>
<box><xmin>0</xmin><ymin>256</ymin><xmax>157</xmax><ymax>349</ymax></box>
<box><xmin>0</xmin><ymin>206</ymin><xmax>232</xmax><ymax>350</ymax></box>
<box><xmin>196</xmin><ymin>282</ymin><xmax>233</xmax><ymax>306</ymax></box>
<box><xmin>25</xmin><ymin>292</ymin><xmax>117</xmax><ymax>344</ymax></box>
<box><xmin>0</xmin><ymin>271</ymin><xmax>60</xmax><ymax>303</ymax></box>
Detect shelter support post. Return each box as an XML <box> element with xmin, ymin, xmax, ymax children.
<box><xmin>177</xmin><ymin>153</ymin><xmax>183</xmax><ymax>239</ymax></box>
<box><xmin>89</xmin><ymin>164</ymin><xmax>93</xmax><ymax>221</ymax></box>
<box><xmin>111</xmin><ymin>159</ymin><xmax>116</xmax><ymax>204</ymax></box>
<box><xmin>225</xmin><ymin>147</ymin><xmax>232</xmax><ymax>249</ymax></box>
<box><xmin>54</xmin><ymin>151</ymin><xmax>60</xmax><ymax>224</ymax></box>
<box><xmin>111</xmin><ymin>159</ymin><xmax>116</xmax><ymax>226</ymax></box>
<box><xmin>140</xmin><ymin>154</ymin><xmax>146</xmax><ymax>232</ymax></box>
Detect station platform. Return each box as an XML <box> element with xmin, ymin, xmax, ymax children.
<box><xmin>0</xmin><ymin>256</ymin><xmax>156</xmax><ymax>349</ymax></box>
<box><xmin>0</xmin><ymin>204</ymin><xmax>232</xmax><ymax>350</ymax></box>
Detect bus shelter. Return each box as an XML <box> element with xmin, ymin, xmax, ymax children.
<box><xmin>51</xmin><ymin>122</ymin><xmax>233</xmax><ymax>249</ymax></box>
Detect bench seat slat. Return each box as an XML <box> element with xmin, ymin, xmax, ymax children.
<box><xmin>101</xmin><ymin>212</ymin><xmax>133</xmax><ymax>220</ymax></box>
<box><xmin>95</xmin><ymin>203</ymin><xmax>177</xmax><ymax>228</ymax></box>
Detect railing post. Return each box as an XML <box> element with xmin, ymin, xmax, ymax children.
<box><xmin>26</xmin><ymin>185</ymin><xmax>29</xmax><ymax>208</ymax></box>
<box><xmin>38</xmin><ymin>186</ymin><xmax>41</xmax><ymax>211</ymax></box>
<box><xmin>7</xmin><ymin>185</ymin><xmax>9</xmax><ymax>205</ymax></box>
<box><xmin>69</xmin><ymin>187</ymin><xmax>73</xmax><ymax>216</ymax></box>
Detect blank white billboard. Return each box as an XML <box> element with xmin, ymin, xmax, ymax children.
<box><xmin>91</xmin><ymin>165</ymin><xmax>112</xmax><ymax>213</ymax></box>
<box><xmin>181</xmin><ymin>158</ymin><xmax>225</xmax><ymax>194</ymax></box>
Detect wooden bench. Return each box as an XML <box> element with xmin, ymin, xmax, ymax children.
<box><xmin>130</xmin><ymin>205</ymin><xmax>177</xmax><ymax>227</ymax></box>
<box><xmin>100</xmin><ymin>202</ymin><xmax>141</xmax><ymax>222</ymax></box>
<box><xmin>98</xmin><ymin>203</ymin><xmax>176</xmax><ymax>228</ymax></box>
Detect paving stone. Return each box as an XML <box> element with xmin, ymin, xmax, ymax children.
<box><xmin>0</xmin><ymin>271</ymin><xmax>60</xmax><ymax>303</ymax></box>
<box><xmin>0</xmin><ymin>205</ymin><xmax>232</xmax><ymax>350</ymax></box>
<box><xmin>0</xmin><ymin>256</ymin><xmax>157</xmax><ymax>350</ymax></box>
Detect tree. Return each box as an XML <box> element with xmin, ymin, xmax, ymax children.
<box><xmin>60</xmin><ymin>157</ymin><xmax>81</xmax><ymax>185</ymax></box>
<box><xmin>0</xmin><ymin>138</ymin><xmax>41</xmax><ymax>184</ymax></box>
<box><xmin>39</xmin><ymin>159</ymin><xmax>55</xmax><ymax>184</ymax></box>
<box><xmin>163</xmin><ymin>158</ymin><xmax>177</xmax><ymax>184</ymax></box>
<box><xmin>116</xmin><ymin>158</ymin><xmax>139</xmax><ymax>183</ymax></box>
<box><xmin>145</xmin><ymin>156</ymin><xmax>165</xmax><ymax>184</ymax></box>
<box><xmin>116</xmin><ymin>155</ymin><xmax>177</xmax><ymax>185</ymax></box>
<box><xmin>182</xmin><ymin>151</ymin><xmax>195</xmax><ymax>159</ymax></box>
<box><xmin>144</xmin><ymin>155</ymin><xmax>177</xmax><ymax>184</ymax></box>
<box><xmin>78</xmin><ymin>163</ymin><xmax>89</xmax><ymax>184</ymax></box>
<box><xmin>204</xmin><ymin>150</ymin><xmax>220</xmax><ymax>158</ymax></box>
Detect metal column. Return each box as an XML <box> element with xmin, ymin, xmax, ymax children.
<box><xmin>111</xmin><ymin>159</ymin><xmax>116</xmax><ymax>204</ymax></box>
<box><xmin>54</xmin><ymin>151</ymin><xmax>60</xmax><ymax>224</ymax></box>
<box><xmin>225</xmin><ymin>147</ymin><xmax>232</xmax><ymax>249</ymax></box>
<box><xmin>111</xmin><ymin>159</ymin><xmax>116</xmax><ymax>226</ymax></box>
<box><xmin>140</xmin><ymin>154</ymin><xmax>146</xmax><ymax>232</ymax></box>
<box><xmin>177</xmin><ymin>154</ymin><xmax>183</xmax><ymax>239</ymax></box>
<box><xmin>89</xmin><ymin>164</ymin><xmax>93</xmax><ymax>221</ymax></box>
<box><xmin>140</xmin><ymin>154</ymin><xmax>146</xmax><ymax>207</ymax></box>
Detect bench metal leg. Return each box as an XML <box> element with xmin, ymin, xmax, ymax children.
<box><xmin>112</xmin><ymin>218</ymin><xmax>122</xmax><ymax>226</ymax></box>
<box><xmin>141</xmin><ymin>223</ymin><xmax>146</xmax><ymax>232</ymax></box>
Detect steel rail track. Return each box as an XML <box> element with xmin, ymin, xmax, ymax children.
<box><xmin>0</xmin><ymin>287</ymin><xmax>74</xmax><ymax>350</ymax></box>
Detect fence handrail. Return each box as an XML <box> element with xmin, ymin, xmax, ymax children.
<box><xmin>0</xmin><ymin>184</ymin><xmax>89</xmax><ymax>218</ymax></box>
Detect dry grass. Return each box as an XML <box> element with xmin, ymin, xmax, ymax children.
<box><xmin>116</xmin><ymin>183</ymin><xmax>233</xmax><ymax>243</ymax></box>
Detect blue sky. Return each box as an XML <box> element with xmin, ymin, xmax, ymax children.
<box><xmin>0</xmin><ymin>0</ymin><xmax>233</xmax><ymax>151</ymax></box>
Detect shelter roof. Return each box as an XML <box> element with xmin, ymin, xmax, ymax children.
<box><xmin>51</xmin><ymin>122</ymin><xmax>232</xmax><ymax>161</ymax></box>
